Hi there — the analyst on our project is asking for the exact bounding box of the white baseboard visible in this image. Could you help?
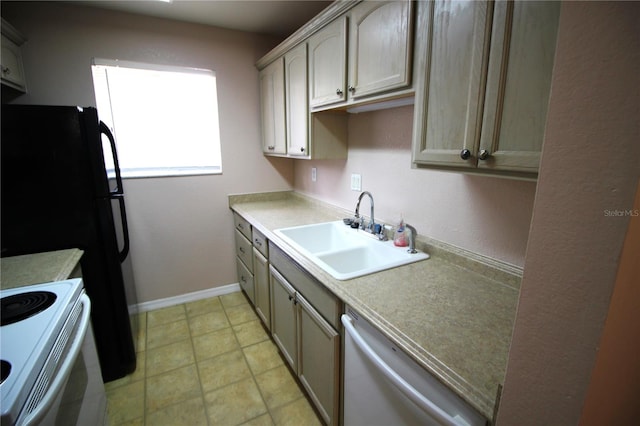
[135,283,241,313]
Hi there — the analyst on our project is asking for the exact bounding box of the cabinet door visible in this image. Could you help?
[253,248,271,331]
[285,44,309,157]
[297,293,340,425]
[348,0,413,99]
[1,34,26,92]
[269,265,297,371]
[259,58,286,155]
[478,0,560,173]
[412,1,492,167]
[308,17,347,108]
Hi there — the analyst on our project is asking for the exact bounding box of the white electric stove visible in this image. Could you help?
[0,278,105,426]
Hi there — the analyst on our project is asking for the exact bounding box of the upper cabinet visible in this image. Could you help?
[411,1,490,169]
[478,0,560,173]
[347,0,413,100]
[285,43,310,157]
[1,18,27,93]
[411,0,560,178]
[256,0,415,160]
[308,0,414,110]
[259,58,286,155]
[308,17,348,108]
[259,41,348,160]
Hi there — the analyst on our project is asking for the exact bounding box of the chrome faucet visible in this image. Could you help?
[404,223,418,253]
[355,191,375,233]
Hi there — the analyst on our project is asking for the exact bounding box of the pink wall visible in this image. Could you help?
[294,106,537,267]
[497,2,640,423]
[2,2,294,302]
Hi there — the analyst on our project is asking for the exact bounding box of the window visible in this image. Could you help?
[91,59,222,178]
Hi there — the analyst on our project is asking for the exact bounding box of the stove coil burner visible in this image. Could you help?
[1,291,57,326]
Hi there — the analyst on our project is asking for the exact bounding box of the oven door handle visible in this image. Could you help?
[22,294,92,426]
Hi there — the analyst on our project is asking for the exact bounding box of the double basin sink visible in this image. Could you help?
[274,221,429,280]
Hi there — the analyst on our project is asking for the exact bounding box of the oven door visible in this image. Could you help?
[18,294,107,426]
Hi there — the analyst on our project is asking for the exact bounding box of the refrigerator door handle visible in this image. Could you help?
[100,121,124,195]
[112,194,130,262]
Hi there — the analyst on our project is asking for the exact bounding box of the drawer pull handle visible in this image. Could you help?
[238,223,244,229]
[239,247,245,254]
[254,239,262,247]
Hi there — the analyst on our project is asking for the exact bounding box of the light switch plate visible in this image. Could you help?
[311,167,317,182]
[351,174,362,191]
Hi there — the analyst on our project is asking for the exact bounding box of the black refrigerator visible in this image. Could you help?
[1,104,137,382]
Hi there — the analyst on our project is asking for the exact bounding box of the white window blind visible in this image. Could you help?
[91,58,222,178]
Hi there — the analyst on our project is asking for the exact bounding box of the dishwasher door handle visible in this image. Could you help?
[341,314,469,426]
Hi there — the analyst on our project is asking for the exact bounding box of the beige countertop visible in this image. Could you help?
[1,249,84,290]
[229,191,520,421]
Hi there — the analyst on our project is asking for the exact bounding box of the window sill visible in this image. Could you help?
[110,167,222,180]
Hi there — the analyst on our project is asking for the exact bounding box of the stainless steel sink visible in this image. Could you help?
[274,221,429,280]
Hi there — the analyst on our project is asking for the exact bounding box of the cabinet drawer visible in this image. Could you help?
[269,242,342,330]
[234,213,252,239]
[236,258,254,303]
[252,228,269,258]
[235,229,254,271]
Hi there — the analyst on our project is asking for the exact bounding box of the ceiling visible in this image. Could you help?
[74,0,333,38]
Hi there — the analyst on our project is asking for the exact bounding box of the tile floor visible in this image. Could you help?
[105,291,323,426]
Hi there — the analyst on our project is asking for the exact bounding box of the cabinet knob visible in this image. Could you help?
[478,150,490,160]
[336,88,343,96]
[1,66,10,75]
[300,147,305,153]
[460,149,471,160]
[267,145,275,151]
[348,86,356,93]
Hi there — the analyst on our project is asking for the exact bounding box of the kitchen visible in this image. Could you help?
[0,1,638,425]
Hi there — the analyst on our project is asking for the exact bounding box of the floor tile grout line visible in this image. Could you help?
[222,293,277,426]
[185,300,211,426]
[222,292,317,426]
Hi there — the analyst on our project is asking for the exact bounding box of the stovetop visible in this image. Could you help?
[0,279,84,424]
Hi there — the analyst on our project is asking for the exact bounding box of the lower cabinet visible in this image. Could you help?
[269,262,340,425]
[232,213,341,425]
[297,293,340,426]
[270,266,298,368]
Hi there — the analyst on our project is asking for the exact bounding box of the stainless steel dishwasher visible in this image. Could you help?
[342,306,486,426]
